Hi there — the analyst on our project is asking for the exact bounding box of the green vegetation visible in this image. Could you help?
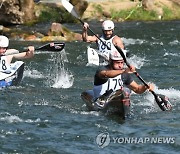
[111,7,158,21]
[91,3,180,21]
[90,4,103,18]
[35,4,77,23]
[37,6,61,22]
[33,2,180,24]
[93,4,103,14]
[162,7,173,20]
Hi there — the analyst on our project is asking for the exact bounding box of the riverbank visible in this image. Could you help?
[1,0,180,42]
[82,0,180,21]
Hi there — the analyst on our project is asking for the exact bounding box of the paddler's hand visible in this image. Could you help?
[83,22,89,31]
[26,46,35,58]
[146,83,154,92]
[125,65,136,73]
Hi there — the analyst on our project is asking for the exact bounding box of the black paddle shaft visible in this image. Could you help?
[2,42,65,56]
[35,42,65,51]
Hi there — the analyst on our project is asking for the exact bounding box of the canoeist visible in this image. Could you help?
[82,20,125,60]
[81,50,154,114]
[93,50,154,98]
[0,35,34,73]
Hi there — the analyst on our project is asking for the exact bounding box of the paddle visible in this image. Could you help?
[61,0,111,50]
[62,0,172,111]
[35,42,65,51]
[4,42,65,56]
[114,45,172,111]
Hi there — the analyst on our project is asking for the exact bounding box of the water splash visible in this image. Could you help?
[0,113,23,123]
[0,112,47,124]
[130,83,180,116]
[163,52,180,57]
[122,37,146,46]
[155,87,180,102]
[24,69,44,79]
[50,50,74,88]
[127,54,146,69]
[169,40,179,45]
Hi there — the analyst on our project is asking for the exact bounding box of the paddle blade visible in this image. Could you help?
[61,0,80,19]
[36,42,65,52]
[154,94,172,111]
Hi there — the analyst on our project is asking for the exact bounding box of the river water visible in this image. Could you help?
[0,20,180,153]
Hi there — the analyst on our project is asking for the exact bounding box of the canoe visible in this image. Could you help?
[87,47,108,66]
[87,47,129,66]
[0,61,24,88]
[81,89,131,119]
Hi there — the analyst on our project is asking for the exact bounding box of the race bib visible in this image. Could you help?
[107,75,124,91]
[0,56,10,73]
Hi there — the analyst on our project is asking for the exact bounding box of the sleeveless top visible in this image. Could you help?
[93,66,133,99]
[97,35,117,60]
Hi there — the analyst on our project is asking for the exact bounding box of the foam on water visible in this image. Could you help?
[127,54,146,69]
[169,39,180,45]
[155,87,180,103]
[24,69,44,79]
[0,114,23,123]
[132,84,180,114]
[163,52,180,57]
[122,37,147,46]
[0,112,48,124]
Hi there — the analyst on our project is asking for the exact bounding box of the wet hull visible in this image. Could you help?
[81,89,130,119]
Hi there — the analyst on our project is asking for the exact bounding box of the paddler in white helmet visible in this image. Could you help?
[82,20,125,60]
[0,35,34,73]
[93,50,154,101]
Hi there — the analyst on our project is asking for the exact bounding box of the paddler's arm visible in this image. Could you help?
[128,81,154,94]
[82,22,98,42]
[113,35,125,50]
[13,46,35,59]
[5,49,19,55]
[98,67,134,79]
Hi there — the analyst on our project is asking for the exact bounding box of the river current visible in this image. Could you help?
[0,20,180,153]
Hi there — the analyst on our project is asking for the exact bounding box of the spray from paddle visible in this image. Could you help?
[51,49,74,88]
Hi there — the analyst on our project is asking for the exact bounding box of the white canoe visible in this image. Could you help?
[87,47,129,66]
[0,61,24,88]
[87,47,109,66]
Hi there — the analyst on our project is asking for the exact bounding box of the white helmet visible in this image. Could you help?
[102,20,114,31]
[110,50,124,61]
[0,35,9,48]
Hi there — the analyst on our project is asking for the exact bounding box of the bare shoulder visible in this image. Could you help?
[113,35,123,44]
[113,35,123,41]
[113,35,124,49]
